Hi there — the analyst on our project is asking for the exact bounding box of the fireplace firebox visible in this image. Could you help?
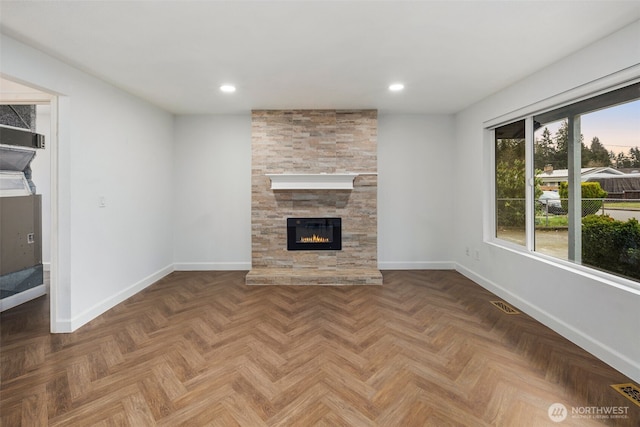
[287,218,341,251]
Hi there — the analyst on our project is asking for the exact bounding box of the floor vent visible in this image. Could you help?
[490,300,520,315]
[611,383,640,407]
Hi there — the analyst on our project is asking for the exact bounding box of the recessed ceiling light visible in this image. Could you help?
[389,83,405,92]
[220,84,236,93]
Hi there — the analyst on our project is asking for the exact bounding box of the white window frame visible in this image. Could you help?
[484,65,640,293]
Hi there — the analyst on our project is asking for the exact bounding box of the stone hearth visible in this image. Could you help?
[246,110,382,286]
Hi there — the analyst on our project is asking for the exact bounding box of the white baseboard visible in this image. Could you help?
[174,262,251,271]
[455,263,640,383]
[378,261,456,270]
[174,261,454,272]
[0,284,47,312]
[52,318,72,333]
[68,264,174,331]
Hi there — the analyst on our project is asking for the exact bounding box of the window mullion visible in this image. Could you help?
[567,115,582,264]
[525,116,535,252]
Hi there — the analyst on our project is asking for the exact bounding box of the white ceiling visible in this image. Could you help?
[1,1,639,115]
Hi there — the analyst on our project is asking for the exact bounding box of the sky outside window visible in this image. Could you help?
[536,99,640,163]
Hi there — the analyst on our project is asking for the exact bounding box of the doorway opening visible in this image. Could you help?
[0,77,57,331]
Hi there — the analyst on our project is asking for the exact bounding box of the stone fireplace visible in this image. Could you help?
[245,110,382,286]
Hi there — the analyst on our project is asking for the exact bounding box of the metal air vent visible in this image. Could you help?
[611,383,640,407]
[490,300,520,315]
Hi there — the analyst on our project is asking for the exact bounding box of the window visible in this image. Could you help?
[495,120,526,245]
[493,81,640,283]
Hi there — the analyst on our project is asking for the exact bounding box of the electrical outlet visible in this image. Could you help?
[474,249,480,260]
[465,247,470,256]
[99,196,106,208]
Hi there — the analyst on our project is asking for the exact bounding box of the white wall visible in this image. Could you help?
[171,113,457,271]
[173,115,251,270]
[1,35,175,331]
[453,21,640,382]
[378,114,455,269]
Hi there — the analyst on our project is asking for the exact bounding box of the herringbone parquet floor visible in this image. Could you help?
[1,270,638,426]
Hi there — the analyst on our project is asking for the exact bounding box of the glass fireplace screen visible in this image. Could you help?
[287,218,342,251]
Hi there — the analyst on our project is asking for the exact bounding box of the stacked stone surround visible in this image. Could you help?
[245,110,382,286]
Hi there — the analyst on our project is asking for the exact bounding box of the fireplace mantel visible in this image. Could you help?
[266,173,372,190]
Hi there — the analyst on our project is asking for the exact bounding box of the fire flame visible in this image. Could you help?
[299,234,330,243]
